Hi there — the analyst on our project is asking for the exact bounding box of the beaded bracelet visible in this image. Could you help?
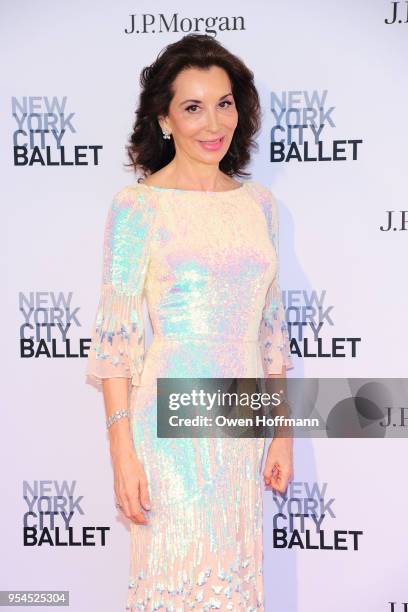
[106,409,130,430]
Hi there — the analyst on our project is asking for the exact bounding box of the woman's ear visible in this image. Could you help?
[157,116,168,133]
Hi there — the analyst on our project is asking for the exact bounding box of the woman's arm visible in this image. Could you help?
[85,189,157,524]
[102,378,151,524]
[102,378,133,456]
[263,365,294,494]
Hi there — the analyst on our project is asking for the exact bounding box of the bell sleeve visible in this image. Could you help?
[259,189,294,376]
[85,187,156,390]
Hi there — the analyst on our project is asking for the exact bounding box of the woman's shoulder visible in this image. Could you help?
[246,179,275,199]
[103,182,159,232]
[245,182,280,235]
[110,180,158,210]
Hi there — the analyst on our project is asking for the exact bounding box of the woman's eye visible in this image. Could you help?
[185,101,233,113]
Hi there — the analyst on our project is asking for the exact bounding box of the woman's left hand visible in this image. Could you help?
[263,437,293,493]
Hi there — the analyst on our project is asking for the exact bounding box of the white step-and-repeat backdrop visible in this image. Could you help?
[2,1,407,611]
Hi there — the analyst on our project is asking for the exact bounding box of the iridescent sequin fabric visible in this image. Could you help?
[85,180,294,610]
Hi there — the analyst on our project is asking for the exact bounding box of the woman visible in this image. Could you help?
[86,34,293,611]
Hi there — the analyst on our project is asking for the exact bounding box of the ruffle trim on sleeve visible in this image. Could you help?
[85,284,145,390]
[259,283,294,376]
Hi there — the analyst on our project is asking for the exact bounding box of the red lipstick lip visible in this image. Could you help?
[198,136,224,143]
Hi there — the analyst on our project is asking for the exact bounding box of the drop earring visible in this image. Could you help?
[162,129,171,140]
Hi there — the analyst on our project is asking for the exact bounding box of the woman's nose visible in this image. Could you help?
[205,109,220,132]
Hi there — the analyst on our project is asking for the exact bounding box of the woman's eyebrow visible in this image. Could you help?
[179,92,233,106]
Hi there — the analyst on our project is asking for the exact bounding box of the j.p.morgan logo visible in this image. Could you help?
[385,1,408,24]
[12,96,102,167]
[380,210,408,231]
[124,13,245,37]
[270,90,363,163]
[23,481,109,547]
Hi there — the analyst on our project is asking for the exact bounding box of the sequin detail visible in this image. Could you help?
[85,180,295,610]
[125,448,265,611]
[254,183,293,375]
[85,188,156,387]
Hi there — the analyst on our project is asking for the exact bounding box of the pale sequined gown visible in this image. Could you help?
[85,180,293,611]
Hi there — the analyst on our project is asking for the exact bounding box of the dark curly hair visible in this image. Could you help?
[125,34,261,179]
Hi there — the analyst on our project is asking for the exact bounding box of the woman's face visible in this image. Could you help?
[160,65,239,165]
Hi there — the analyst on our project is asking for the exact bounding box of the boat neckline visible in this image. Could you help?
[135,180,250,194]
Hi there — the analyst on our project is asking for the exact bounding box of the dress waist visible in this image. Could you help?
[131,334,262,386]
[151,333,259,343]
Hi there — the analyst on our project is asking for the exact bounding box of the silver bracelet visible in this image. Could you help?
[106,409,130,430]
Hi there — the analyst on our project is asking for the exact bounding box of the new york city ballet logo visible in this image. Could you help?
[23,481,109,547]
[284,289,361,362]
[272,481,363,551]
[269,90,363,163]
[12,96,102,167]
[19,291,88,360]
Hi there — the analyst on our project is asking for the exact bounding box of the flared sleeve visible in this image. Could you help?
[258,188,294,376]
[85,187,156,390]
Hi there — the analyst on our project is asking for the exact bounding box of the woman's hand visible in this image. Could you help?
[101,379,150,524]
[111,448,151,524]
[263,437,293,494]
